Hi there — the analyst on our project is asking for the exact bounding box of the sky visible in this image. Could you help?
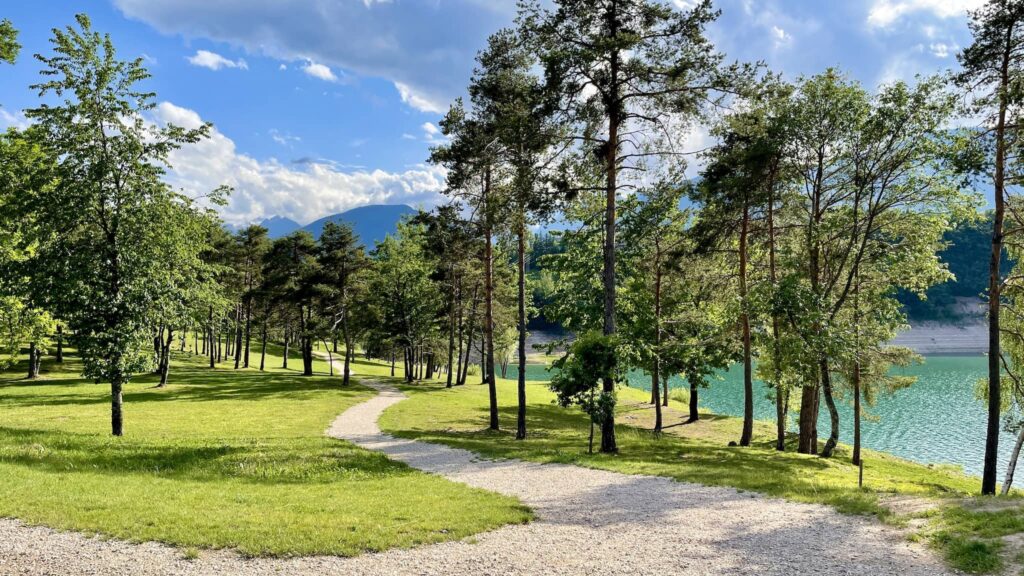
[0,0,984,227]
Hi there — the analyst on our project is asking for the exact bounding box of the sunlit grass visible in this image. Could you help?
[0,346,531,557]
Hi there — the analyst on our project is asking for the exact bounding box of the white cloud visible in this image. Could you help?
[867,0,983,28]
[395,82,446,114]
[771,25,791,48]
[302,61,338,82]
[269,129,300,147]
[929,42,954,58]
[0,109,29,130]
[151,102,445,226]
[420,121,447,144]
[112,0,510,114]
[279,63,287,71]
[186,49,248,71]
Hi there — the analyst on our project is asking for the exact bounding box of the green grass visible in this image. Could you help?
[0,345,531,557]
[377,371,1024,573]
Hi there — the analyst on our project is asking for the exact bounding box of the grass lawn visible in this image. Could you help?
[377,369,1024,574]
[0,345,531,557]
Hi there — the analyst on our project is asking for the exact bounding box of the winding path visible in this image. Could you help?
[0,379,954,575]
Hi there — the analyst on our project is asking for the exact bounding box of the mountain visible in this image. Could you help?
[258,216,301,238]
[300,204,418,247]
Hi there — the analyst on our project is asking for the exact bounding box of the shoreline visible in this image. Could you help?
[889,322,987,355]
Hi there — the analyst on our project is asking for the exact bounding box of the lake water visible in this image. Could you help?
[505,355,1004,477]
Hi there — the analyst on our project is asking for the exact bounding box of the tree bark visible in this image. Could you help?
[739,203,753,447]
[233,304,243,370]
[158,327,172,387]
[483,168,499,431]
[984,30,1013,495]
[259,318,268,371]
[820,359,841,457]
[653,264,663,434]
[1002,424,1024,495]
[516,219,528,440]
[111,374,124,436]
[27,342,40,379]
[600,3,621,454]
[798,385,818,454]
[687,377,699,423]
[55,325,64,363]
[447,271,458,388]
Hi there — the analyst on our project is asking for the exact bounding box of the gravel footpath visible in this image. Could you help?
[0,380,955,576]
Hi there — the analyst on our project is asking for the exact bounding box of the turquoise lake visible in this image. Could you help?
[505,355,1001,477]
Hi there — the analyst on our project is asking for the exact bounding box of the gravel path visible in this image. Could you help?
[0,380,956,576]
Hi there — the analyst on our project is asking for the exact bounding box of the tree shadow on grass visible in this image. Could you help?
[0,426,424,485]
[0,366,369,409]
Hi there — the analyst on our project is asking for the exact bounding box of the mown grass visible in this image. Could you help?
[0,345,531,557]
[377,370,1024,574]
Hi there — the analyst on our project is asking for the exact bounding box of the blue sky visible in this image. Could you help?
[0,0,982,226]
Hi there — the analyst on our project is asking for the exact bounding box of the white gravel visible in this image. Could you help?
[0,379,956,576]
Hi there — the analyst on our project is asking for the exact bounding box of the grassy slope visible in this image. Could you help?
[0,346,531,557]
[377,368,1024,574]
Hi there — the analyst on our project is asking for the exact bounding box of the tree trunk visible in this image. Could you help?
[158,327,172,387]
[111,374,124,437]
[1002,424,1024,495]
[282,323,289,369]
[984,38,1012,495]
[516,220,528,440]
[600,17,621,454]
[653,264,663,434]
[739,203,754,447]
[259,318,268,371]
[447,272,457,388]
[342,303,352,386]
[798,385,818,454]
[55,325,64,363]
[687,377,699,423]
[483,169,499,431]
[233,304,243,370]
[460,285,479,387]
[244,299,252,368]
[820,359,841,458]
[27,342,40,379]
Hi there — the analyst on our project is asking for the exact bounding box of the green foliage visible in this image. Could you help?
[18,15,215,432]
[0,19,19,65]
[550,332,619,434]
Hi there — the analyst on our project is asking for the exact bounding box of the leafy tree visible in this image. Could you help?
[957,0,1024,495]
[318,221,368,386]
[433,101,504,429]
[619,182,690,433]
[262,232,322,376]
[0,128,56,374]
[364,223,442,383]
[523,0,751,453]
[550,332,619,453]
[234,225,271,369]
[23,14,211,435]
[471,28,563,439]
[694,79,793,448]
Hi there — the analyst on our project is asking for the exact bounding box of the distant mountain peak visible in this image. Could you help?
[255,204,418,246]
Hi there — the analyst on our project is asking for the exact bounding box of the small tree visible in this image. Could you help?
[318,221,368,386]
[24,15,212,435]
[550,332,619,454]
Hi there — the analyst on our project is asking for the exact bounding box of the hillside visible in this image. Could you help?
[257,204,418,247]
